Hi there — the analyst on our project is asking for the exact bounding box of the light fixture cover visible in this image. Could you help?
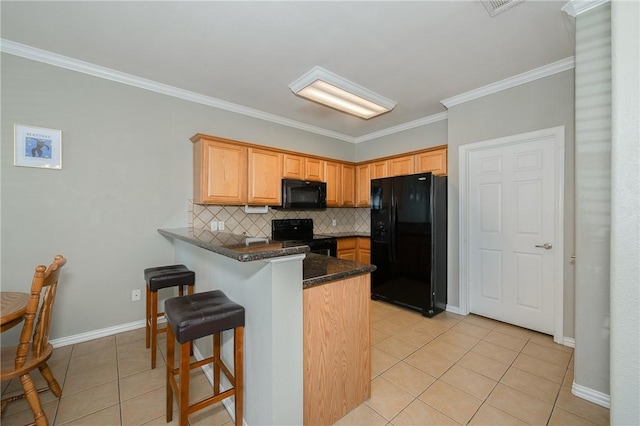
[289,66,396,119]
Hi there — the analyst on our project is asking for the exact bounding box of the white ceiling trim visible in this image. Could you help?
[354,112,448,144]
[0,39,356,143]
[561,0,609,17]
[441,56,576,108]
[1,38,574,145]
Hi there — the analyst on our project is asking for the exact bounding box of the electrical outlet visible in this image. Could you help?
[218,221,225,231]
[332,219,337,227]
[131,289,141,301]
[210,221,218,231]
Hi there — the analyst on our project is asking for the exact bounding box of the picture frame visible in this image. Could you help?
[14,124,62,170]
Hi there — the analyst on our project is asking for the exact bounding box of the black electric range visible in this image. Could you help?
[271,219,337,257]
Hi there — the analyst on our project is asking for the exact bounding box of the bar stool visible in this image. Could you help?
[144,265,195,369]
[165,290,244,426]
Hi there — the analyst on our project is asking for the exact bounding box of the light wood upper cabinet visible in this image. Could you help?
[305,158,325,182]
[282,154,304,180]
[341,164,356,207]
[370,160,388,179]
[415,148,447,176]
[388,155,414,177]
[247,148,282,205]
[192,136,247,205]
[356,163,371,207]
[324,161,341,207]
[283,154,324,181]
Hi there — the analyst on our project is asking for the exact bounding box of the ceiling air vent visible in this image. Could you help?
[481,0,524,17]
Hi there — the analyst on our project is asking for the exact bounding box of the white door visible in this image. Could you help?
[461,127,564,336]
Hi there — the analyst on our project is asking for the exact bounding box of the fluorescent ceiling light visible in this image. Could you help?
[289,67,396,120]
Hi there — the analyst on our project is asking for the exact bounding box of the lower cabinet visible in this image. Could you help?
[337,237,370,263]
[303,274,371,425]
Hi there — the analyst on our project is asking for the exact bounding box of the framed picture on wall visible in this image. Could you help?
[14,124,62,169]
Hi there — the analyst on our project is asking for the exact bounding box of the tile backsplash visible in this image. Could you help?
[189,201,370,237]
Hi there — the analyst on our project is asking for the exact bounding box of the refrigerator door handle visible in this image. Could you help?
[390,196,397,263]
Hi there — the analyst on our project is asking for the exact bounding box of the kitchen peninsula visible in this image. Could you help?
[158,227,376,426]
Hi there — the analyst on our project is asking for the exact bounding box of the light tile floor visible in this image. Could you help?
[1,300,610,426]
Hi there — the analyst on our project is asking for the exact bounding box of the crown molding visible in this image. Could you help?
[354,111,448,143]
[561,0,609,17]
[441,56,576,109]
[0,39,356,143]
[2,39,575,144]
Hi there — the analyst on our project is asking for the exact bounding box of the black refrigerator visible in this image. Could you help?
[370,172,447,317]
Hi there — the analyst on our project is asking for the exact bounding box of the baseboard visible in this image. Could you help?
[572,381,611,408]
[563,337,576,348]
[445,305,464,315]
[49,320,146,347]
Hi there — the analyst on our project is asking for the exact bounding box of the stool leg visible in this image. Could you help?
[179,342,190,426]
[235,326,244,426]
[145,285,151,349]
[188,285,195,356]
[213,333,221,396]
[150,290,158,369]
[166,326,175,423]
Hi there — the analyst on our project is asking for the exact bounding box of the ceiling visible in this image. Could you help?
[0,1,575,142]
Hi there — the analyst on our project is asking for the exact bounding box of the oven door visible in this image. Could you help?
[307,239,337,257]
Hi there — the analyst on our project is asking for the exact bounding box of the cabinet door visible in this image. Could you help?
[283,154,304,180]
[388,155,414,177]
[341,164,356,207]
[194,139,247,205]
[325,161,340,207]
[356,164,371,207]
[415,148,447,176]
[357,238,371,263]
[305,158,325,181]
[370,160,388,179]
[248,148,283,205]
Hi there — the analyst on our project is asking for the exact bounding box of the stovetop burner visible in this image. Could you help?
[271,219,337,257]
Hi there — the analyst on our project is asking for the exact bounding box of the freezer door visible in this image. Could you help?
[371,177,394,301]
[392,174,433,311]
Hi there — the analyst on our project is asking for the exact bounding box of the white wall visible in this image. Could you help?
[0,54,351,341]
[354,118,448,162]
[610,0,640,423]
[573,2,611,399]
[447,70,576,337]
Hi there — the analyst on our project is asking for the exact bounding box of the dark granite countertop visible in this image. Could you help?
[303,253,376,288]
[158,227,309,262]
[315,232,371,238]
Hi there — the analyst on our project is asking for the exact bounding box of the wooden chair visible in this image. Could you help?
[0,255,67,426]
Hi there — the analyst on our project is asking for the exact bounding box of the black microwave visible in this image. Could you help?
[276,179,327,210]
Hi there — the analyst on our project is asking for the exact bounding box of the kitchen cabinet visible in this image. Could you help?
[324,161,340,207]
[304,273,370,425]
[337,237,370,263]
[283,154,324,181]
[337,238,357,261]
[304,157,325,182]
[357,238,370,264]
[356,163,371,207]
[370,160,388,179]
[388,155,414,177]
[247,148,282,205]
[192,135,247,205]
[282,154,304,180]
[341,164,356,207]
[415,148,447,176]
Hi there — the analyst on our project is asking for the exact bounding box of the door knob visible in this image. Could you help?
[535,243,552,250]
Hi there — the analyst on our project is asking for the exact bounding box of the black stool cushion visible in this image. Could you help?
[164,290,245,344]
[144,265,195,292]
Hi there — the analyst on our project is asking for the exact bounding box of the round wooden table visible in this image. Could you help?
[1,292,30,332]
